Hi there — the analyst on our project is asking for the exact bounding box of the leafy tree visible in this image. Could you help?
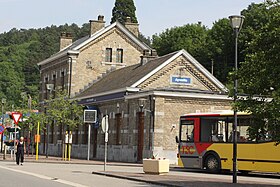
[236,0,280,142]
[152,23,209,68]
[47,90,83,131]
[205,18,235,83]
[111,0,138,24]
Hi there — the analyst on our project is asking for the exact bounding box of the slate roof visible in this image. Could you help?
[38,22,152,66]
[76,52,177,98]
[76,49,228,99]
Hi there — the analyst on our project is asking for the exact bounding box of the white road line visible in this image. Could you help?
[0,165,89,187]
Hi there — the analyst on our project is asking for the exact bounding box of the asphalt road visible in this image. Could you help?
[0,162,160,187]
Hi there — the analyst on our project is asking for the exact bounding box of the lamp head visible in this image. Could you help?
[229,15,245,32]
[46,83,54,91]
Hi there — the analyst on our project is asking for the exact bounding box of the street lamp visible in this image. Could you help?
[45,83,54,158]
[229,15,245,184]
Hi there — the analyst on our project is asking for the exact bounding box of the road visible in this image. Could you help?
[0,162,160,187]
[0,160,279,187]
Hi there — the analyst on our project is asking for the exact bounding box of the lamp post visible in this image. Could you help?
[46,83,54,158]
[229,15,244,184]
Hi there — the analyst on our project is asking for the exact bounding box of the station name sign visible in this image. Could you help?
[170,75,192,85]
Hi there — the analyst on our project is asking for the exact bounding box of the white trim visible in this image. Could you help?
[75,87,139,100]
[181,49,227,92]
[131,52,181,87]
[37,22,151,66]
[124,90,232,101]
[74,22,150,51]
[131,50,228,93]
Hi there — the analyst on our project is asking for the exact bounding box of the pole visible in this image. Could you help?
[233,28,238,184]
[46,124,49,158]
[14,122,16,160]
[87,124,91,160]
[104,118,108,172]
[1,102,4,152]
[68,143,71,161]
[36,121,40,160]
[104,141,107,172]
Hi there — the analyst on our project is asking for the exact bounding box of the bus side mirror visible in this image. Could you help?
[175,136,179,143]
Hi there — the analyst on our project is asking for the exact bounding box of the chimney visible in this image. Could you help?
[141,49,158,65]
[124,17,139,37]
[89,15,105,36]
[60,32,73,50]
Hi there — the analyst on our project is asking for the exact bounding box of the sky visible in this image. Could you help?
[0,0,265,37]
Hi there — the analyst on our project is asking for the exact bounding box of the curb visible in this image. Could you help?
[91,171,182,187]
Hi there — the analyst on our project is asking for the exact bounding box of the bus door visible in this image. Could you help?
[178,117,201,168]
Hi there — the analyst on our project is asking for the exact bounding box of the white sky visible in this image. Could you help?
[0,0,264,37]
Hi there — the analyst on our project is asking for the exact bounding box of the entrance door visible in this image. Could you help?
[137,112,144,161]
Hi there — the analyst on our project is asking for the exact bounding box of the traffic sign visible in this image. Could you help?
[12,112,22,124]
[84,110,97,123]
[0,125,4,134]
[101,115,109,133]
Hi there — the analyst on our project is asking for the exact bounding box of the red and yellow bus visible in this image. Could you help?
[176,110,280,173]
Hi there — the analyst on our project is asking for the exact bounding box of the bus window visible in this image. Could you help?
[200,117,227,142]
[180,120,194,142]
[227,117,251,142]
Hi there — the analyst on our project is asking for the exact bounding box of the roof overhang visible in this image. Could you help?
[125,90,232,101]
[37,50,79,66]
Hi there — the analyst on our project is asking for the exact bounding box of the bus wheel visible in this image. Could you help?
[205,155,220,173]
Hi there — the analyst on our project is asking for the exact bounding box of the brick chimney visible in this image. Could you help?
[124,17,139,37]
[141,49,158,65]
[89,15,105,36]
[60,32,73,50]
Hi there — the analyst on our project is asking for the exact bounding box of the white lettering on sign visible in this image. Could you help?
[170,75,192,85]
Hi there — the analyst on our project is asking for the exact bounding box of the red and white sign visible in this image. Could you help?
[12,112,22,125]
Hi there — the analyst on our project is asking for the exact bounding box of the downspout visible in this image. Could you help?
[67,55,73,98]
[149,95,155,157]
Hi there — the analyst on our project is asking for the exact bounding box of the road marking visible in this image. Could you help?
[0,165,88,187]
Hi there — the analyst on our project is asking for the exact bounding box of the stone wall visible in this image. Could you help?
[72,28,142,95]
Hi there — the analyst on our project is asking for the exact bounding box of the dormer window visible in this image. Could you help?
[105,48,112,62]
[116,48,123,63]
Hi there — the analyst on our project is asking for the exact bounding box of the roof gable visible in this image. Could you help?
[132,50,228,92]
[75,50,228,99]
[38,21,151,66]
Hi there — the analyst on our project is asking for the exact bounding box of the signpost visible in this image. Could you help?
[11,112,22,159]
[11,112,22,125]
[0,125,4,134]
[101,115,109,172]
[84,110,97,123]
[83,109,97,161]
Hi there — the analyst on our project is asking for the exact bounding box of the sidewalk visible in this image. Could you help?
[1,153,279,187]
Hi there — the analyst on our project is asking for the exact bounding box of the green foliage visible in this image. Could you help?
[0,23,89,109]
[236,0,280,142]
[47,90,83,130]
[205,18,235,83]
[152,23,208,57]
[111,0,138,24]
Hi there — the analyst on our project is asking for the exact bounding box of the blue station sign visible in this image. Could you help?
[170,76,192,85]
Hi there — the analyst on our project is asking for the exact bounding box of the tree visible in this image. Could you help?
[152,23,209,69]
[111,0,138,24]
[47,90,83,131]
[236,0,280,142]
[205,18,235,83]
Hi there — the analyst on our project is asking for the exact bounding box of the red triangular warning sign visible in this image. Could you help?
[12,112,22,125]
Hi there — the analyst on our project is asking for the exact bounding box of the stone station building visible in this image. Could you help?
[38,16,232,164]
